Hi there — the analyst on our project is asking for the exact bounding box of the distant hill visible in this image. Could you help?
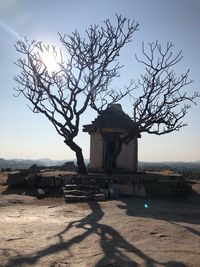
[0,158,199,173]
[138,161,200,178]
[138,161,200,171]
[0,158,68,170]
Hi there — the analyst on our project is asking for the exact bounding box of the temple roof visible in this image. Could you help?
[83,104,134,132]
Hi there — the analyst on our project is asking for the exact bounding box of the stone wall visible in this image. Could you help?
[89,128,138,173]
[117,137,137,173]
[89,129,104,169]
[6,171,191,198]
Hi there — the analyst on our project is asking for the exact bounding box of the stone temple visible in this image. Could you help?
[83,104,140,174]
[6,104,191,200]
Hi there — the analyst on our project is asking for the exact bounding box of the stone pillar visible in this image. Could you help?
[89,129,104,170]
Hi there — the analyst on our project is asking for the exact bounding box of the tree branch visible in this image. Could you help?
[133,41,199,136]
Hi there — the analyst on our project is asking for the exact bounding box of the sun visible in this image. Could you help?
[40,49,60,73]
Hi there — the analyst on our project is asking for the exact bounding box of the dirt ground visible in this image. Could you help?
[0,173,200,267]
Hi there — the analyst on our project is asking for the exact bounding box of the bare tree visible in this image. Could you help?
[14,15,139,173]
[132,41,199,137]
[14,14,199,174]
[101,41,199,174]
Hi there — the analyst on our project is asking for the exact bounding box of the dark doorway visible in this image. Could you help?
[103,133,120,173]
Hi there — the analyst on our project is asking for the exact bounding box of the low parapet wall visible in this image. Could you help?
[6,171,191,198]
[70,173,190,197]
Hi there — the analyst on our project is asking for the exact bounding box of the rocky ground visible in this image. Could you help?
[0,172,200,267]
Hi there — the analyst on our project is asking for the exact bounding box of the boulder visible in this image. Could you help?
[37,188,45,198]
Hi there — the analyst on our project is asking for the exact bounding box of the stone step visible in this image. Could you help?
[92,193,106,201]
[63,184,100,190]
[64,195,89,202]
[71,177,109,185]
[63,189,94,196]
[64,191,107,202]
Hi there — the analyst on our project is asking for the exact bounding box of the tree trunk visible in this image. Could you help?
[75,148,87,174]
[64,140,87,174]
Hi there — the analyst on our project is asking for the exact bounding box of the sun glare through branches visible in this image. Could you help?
[40,48,61,73]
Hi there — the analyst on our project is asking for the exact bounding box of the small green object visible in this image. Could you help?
[144,203,148,208]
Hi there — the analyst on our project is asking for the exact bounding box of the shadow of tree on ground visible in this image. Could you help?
[3,199,189,267]
[117,192,200,245]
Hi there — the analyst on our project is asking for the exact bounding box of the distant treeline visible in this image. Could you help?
[0,158,68,170]
[139,161,200,179]
[0,158,88,170]
[1,158,200,178]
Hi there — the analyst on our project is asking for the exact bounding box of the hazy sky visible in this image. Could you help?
[0,0,199,162]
